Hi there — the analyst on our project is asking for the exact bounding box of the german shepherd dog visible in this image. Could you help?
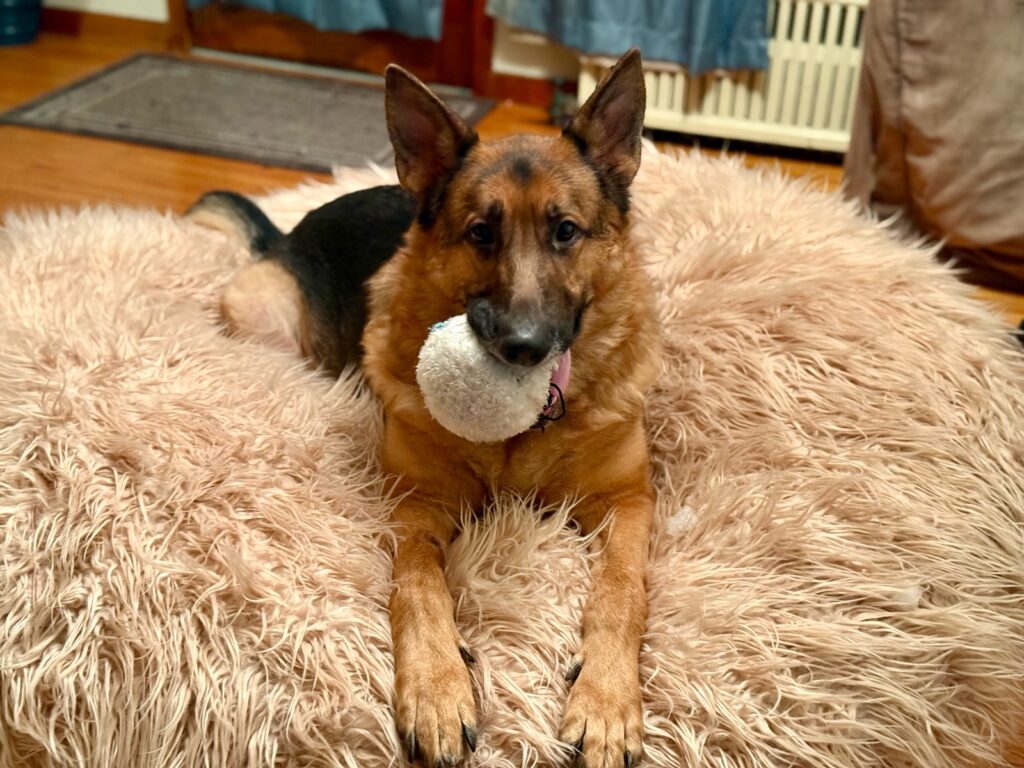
[188,49,659,768]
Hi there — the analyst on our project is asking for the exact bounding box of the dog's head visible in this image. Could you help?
[385,50,646,368]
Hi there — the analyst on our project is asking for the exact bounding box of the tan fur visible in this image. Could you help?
[221,259,306,355]
[1,150,1023,768]
[186,205,249,240]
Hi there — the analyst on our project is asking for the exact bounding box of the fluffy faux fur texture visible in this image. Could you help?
[1,149,1022,768]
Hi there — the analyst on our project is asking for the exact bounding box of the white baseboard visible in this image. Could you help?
[43,0,169,23]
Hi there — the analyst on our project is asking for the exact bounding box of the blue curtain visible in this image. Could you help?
[187,0,444,41]
[486,0,768,74]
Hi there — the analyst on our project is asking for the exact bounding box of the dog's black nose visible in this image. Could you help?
[467,298,555,368]
[494,327,554,368]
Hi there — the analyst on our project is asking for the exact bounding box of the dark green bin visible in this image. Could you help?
[0,0,42,45]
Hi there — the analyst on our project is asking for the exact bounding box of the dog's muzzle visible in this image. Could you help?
[467,299,557,369]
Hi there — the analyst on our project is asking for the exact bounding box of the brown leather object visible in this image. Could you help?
[843,0,1024,286]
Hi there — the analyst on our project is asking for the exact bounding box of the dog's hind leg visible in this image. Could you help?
[221,260,305,356]
[187,191,306,357]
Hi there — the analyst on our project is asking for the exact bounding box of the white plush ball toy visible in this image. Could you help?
[415,314,571,443]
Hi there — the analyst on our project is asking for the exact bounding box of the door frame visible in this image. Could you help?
[166,0,556,107]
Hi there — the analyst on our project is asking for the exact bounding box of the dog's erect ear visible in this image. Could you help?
[385,65,477,200]
[564,48,646,192]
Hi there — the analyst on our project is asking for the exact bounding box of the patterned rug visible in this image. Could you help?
[1,54,494,172]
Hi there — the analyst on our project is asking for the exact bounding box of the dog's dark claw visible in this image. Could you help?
[404,732,418,764]
[569,738,586,768]
[565,658,583,684]
[459,645,476,666]
[462,723,478,752]
[434,756,458,768]
[563,732,585,763]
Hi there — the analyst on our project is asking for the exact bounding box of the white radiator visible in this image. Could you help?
[577,0,868,152]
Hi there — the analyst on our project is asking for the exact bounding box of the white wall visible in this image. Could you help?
[43,0,169,23]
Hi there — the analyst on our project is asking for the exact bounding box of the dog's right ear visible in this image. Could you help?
[563,48,646,202]
[385,65,477,200]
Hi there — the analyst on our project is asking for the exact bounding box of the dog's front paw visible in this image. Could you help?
[395,644,478,766]
[559,656,643,768]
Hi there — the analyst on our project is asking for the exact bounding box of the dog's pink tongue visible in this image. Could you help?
[540,349,571,421]
[550,349,571,393]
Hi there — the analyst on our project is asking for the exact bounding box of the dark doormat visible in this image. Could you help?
[1,53,496,173]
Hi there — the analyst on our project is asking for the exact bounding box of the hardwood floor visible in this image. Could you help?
[0,13,1020,328]
[975,286,1024,327]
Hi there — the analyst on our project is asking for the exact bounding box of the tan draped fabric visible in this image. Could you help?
[844,0,1024,286]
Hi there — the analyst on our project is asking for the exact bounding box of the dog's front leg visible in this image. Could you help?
[390,491,479,766]
[560,483,653,768]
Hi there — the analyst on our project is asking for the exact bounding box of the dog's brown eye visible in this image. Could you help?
[555,220,579,244]
[468,223,494,246]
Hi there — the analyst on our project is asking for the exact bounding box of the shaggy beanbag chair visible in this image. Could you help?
[1,150,1023,768]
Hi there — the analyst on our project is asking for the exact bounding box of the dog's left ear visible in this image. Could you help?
[564,48,646,190]
[385,65,477,200]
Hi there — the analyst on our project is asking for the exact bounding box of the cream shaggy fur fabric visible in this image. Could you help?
[1,149,1022,768]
